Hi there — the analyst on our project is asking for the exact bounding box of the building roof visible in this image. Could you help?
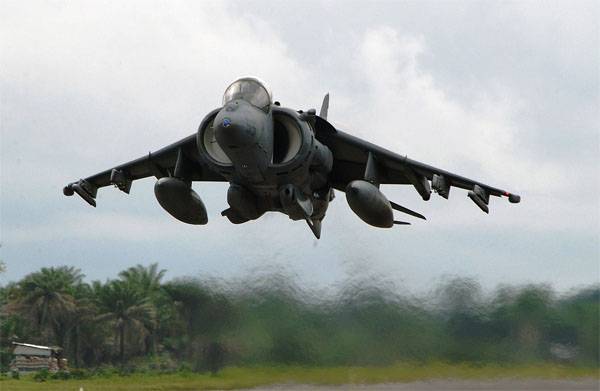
[12,342,62,356]
[13,342,58,350]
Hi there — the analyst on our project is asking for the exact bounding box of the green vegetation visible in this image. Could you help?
[1,363,598,390]
[1,263,598,384]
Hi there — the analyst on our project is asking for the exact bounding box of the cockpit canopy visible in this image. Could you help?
[222,77,272,111]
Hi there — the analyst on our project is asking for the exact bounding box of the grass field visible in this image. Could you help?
[1,363,598,391]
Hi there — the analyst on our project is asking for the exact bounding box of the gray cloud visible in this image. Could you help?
[1,0,598,291]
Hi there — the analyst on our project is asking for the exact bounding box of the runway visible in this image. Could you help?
[245,378,599,390]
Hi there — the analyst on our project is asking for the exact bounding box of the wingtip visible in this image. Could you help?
[63,185,74,196]
[67,180,97,207]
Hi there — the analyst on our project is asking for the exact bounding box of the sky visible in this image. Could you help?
[1,0,598,294]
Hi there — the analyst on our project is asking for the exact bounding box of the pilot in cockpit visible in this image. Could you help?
[222,77,272,112]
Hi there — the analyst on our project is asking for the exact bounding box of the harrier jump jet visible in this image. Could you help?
[64,77,521,238]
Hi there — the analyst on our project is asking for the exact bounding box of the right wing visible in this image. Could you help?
[63,133,226,206]
[313,117,520,214]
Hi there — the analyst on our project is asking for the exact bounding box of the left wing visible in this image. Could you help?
[63,133,226,206]
[314,117,520,213]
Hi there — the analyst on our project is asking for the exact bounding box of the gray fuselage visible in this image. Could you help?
[196,101,334,226]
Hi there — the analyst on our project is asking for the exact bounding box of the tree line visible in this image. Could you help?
[0,264,598,373]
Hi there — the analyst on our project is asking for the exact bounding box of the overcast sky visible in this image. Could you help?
[1,0,598,293]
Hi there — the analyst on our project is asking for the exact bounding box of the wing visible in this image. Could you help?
[314,117,520,213]
[63,133,225,206]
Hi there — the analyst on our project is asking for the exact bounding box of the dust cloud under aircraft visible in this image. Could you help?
[64,77,521,239]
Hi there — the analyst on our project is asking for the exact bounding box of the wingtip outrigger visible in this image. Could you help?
[63,179,97,207]
[507,193,521,203]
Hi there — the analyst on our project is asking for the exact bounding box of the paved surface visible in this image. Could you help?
[244,378,599,390]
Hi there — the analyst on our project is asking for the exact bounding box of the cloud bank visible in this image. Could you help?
[1,1,598,292]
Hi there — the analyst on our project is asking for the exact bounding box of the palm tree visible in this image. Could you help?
[94,280,156,366]
[163,279,233,371]
[0,245,5,274]
[64,283,98,367]
[119,263,166,297]
[162,279,212,338]
[11,266,83,345]
[119,263,166,354]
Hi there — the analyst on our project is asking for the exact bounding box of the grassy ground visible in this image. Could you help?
[1,363,598,391]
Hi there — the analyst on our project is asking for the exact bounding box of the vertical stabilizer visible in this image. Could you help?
[319,93,329,120]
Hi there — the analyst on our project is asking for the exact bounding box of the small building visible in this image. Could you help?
[10,342,66,372]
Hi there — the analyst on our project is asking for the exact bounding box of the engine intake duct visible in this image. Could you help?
[272,113,303,164]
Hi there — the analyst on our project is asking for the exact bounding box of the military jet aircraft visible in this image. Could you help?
[64,77,520,239]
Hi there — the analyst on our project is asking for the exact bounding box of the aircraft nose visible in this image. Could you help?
[214,102,258,148]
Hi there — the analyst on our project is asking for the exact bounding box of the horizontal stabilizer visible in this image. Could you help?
[390,201,426,220]
[393,220,411,225]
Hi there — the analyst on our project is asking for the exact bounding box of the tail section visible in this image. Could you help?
[319,93,329,120]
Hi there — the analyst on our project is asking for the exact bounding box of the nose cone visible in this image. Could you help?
[214,100,259,148]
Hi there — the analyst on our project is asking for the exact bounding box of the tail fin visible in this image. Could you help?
[319,93,329,120]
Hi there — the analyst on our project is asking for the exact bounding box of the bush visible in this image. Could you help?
[118,364,137,376]
[33,369,49,382]
[205,342,225,375]
[0,350,13,373]
[69,368,91,379]
[94,366,120,378]
[50,370,71,380]
[10,370,19,380]
[177,362,192,374]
